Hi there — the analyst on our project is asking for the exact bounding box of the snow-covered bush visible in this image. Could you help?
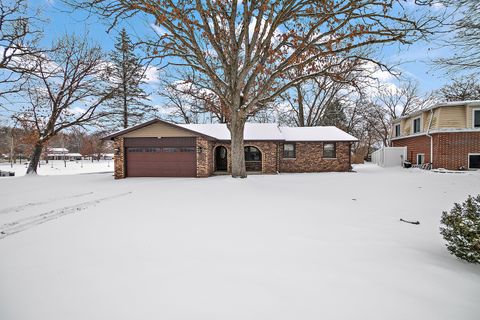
[440,195,480,263]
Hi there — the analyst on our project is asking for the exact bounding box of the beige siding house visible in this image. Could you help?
[390,100,480,170]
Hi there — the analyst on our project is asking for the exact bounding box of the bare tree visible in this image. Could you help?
[360,80,434,147]
[374,79,432,120]
[80,132,108,161]
[430,0,480,72]
[437,75,480,101]
[157,76,223,124]
[0,0,43,100]
[343,98,380,162]
[13,35,116,174]
[278,73,356,127]
[69,0,440,177]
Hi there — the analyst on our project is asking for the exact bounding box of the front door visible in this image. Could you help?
[215,146,228,171]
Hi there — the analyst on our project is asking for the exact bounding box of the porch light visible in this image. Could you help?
[114,147,120,156]
[197,146,203,153]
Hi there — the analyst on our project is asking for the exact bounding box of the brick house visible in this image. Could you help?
[103,119,358,178]
[390,100,480,170]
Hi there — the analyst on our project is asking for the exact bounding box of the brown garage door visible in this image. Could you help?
[125,137,196,177]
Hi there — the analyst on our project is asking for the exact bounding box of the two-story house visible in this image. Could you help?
[390,100,480,170]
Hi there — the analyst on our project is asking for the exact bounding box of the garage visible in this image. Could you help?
[125,137,196,177]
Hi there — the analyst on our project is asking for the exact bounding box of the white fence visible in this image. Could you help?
[371,147,407,167]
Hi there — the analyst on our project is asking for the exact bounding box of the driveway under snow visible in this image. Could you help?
[0,164,479,320]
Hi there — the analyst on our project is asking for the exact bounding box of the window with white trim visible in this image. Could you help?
[412,117,421,134]
[473,109,480,128]
[394,124,401,137]
[323,143,336,158]
[283,143,296,159]
[417,153,425,165]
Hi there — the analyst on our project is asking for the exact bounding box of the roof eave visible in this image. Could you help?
[393,100,480,123]
[101,118,218,141]
[284,139,358,142]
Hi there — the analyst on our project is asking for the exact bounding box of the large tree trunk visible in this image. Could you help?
[26,142,44,175]
[229,112,247,178]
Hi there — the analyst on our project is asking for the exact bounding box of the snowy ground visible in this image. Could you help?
[0,159,114,176]
[0,164,479,320]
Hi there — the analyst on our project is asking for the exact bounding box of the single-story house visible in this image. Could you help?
[103,119,358,178]
[46,148,83,161]
[46,147,69,160]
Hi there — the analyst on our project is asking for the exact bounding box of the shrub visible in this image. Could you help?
[440,195,480,263]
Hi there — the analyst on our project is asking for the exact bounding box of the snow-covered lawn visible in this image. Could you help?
[0,159,113,177]
[0,164,479,320]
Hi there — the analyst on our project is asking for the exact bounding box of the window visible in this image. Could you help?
[417,153,425,165]
[323,143,336,158]
[244,146,261,161]
[469,154,480,169]
[394,124,401,137]
[413,117,421,134]
[244,146,262,171]
[473,109,480,128]
[283,143,296,158]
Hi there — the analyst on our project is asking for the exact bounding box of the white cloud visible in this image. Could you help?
[150,23,169,36]
[358,61,399,98]
[144,66,160,84]
[68,106,86,116]
[404,0,445,10]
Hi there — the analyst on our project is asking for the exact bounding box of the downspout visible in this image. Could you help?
[426,109,435,168]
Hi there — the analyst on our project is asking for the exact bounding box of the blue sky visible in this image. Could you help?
[30,0,461,110]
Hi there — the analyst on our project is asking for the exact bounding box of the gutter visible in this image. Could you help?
[426,109,435,167]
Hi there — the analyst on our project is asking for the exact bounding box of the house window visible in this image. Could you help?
[244,146,261,161]
[474,109,480,128]
[394,124,401,137]
[413,117,421,134]
[244,146,262,171]
[283,143,296,158]
[469,154,480,169]
[417,153,425,165]
[323,143,336,158]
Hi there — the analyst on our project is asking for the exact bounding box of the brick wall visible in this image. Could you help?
[113,137,354,178]
[433,132,480,170]
[279,141,351,172]
[247,141,278,174]
[391,135,431,164]
[211,141,279,174]
[196,137,213,177]
[391,132,480,169]
[113,137,125,179]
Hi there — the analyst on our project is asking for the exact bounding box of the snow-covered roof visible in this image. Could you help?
[178,123,285,140]
[104,119,358,142]
[47,148,68,153]
[279,126,359,142]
